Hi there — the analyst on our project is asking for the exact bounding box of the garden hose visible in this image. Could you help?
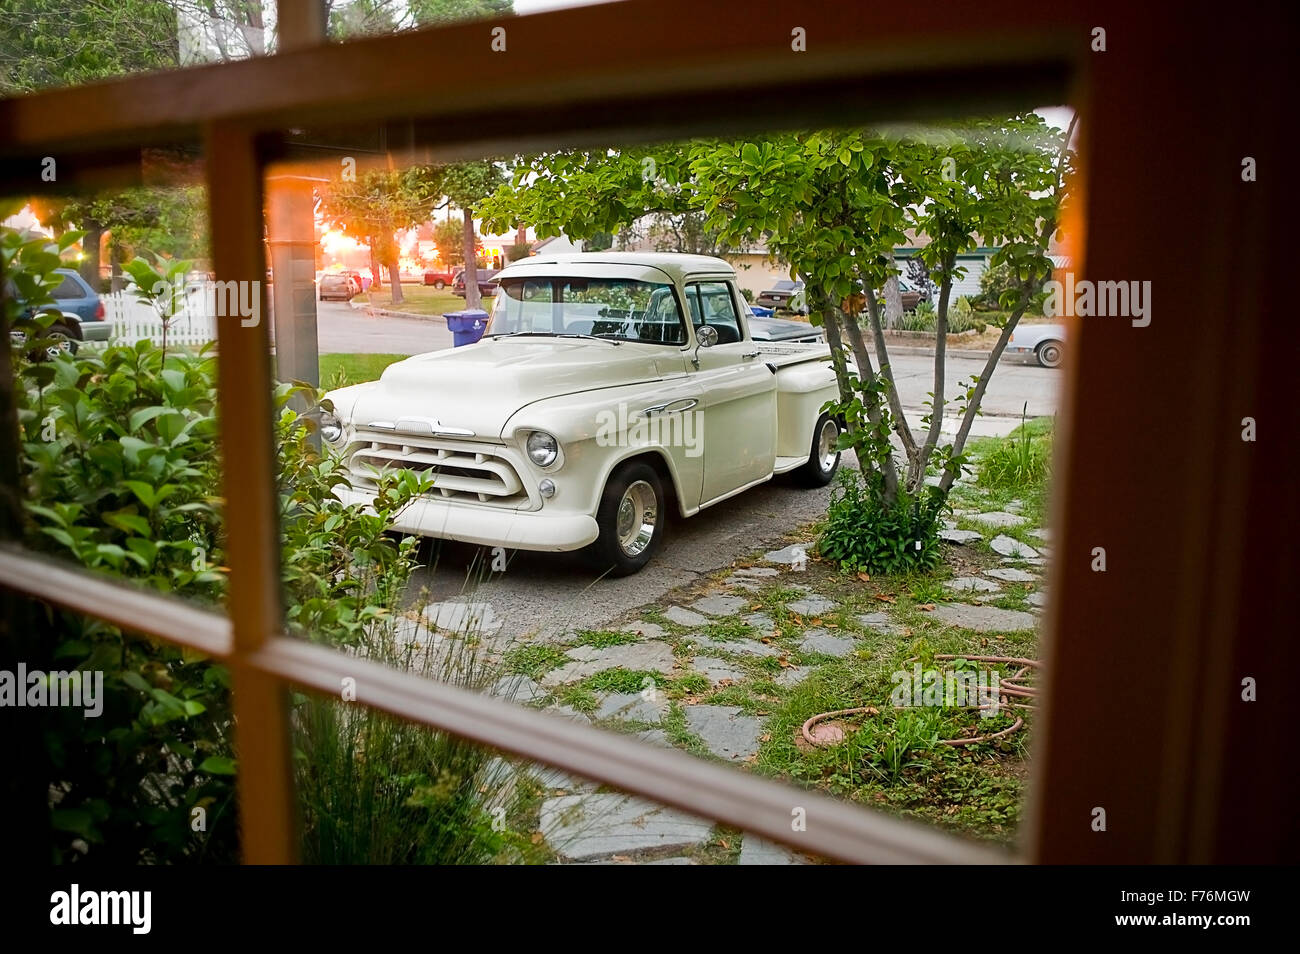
[800,655,1041,748]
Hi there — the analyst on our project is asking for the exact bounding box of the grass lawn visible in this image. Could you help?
[319,352,406,389]
[354,284,466,317]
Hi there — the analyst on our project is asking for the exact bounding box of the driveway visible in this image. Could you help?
[406,470,844,642]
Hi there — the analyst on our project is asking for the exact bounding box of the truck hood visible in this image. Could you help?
[342,337,684,439]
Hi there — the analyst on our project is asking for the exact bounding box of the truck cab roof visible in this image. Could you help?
[496,252,735,287]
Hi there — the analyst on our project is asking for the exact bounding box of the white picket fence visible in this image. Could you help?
[103,289,219,348]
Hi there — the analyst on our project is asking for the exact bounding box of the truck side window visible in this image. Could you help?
[687,281,742,344]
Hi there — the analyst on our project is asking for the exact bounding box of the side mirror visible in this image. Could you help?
[692,324,719,367]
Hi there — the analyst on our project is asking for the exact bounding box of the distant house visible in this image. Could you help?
[894,232,1070,300]
[531,234,584,256]
[615,217,788,296]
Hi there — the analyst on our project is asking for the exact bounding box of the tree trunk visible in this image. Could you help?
[912,260,956,491]
[882,263,904,330]
[79,225,102,289]
[462,208,481,311]
[368,245,381,290]
[810,273,900,502]
[863,285,918,471]
[386,250,403,305]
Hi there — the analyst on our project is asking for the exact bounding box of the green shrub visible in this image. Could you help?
[295,624,536,865]
[5,226,513,863]
[978,405,1051,491]
[901,301,935,331]
[817,468,945,575]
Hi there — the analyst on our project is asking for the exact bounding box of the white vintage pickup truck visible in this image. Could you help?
[321,253,842,574]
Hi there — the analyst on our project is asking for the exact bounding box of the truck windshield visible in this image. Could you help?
[487,278,687,345]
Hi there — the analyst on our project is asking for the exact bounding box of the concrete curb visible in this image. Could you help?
[353,302,450,323]
[874,344,993,360]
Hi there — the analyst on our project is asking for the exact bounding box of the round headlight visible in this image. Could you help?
[526,430,559,467]
[320,410,343,444]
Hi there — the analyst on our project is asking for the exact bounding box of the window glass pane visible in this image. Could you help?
[692,281,741,342]
[2,161,231,615]
[2,599,239,863]
[263,103,1072,855]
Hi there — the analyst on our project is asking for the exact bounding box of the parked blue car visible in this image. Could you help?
[7,266,109,355]
[48,268,111,343]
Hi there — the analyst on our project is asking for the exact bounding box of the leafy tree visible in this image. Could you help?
[431,217,470,269]
[317,167,437,304]
[0,0,178,94]
[427,161,504,309]
[479,116,1075,513]
[326,0,512,38]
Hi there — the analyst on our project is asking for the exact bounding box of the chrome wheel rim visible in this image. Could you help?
[616,480,657,557]
[1040,344,1061,367]
[817,418,839,472]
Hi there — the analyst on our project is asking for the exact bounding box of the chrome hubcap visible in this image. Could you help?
[817,419,839,471]
[616,480,657,557]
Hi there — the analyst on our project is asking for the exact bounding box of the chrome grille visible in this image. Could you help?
[347,430,530,507]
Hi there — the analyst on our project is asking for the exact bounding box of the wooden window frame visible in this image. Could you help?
[1,0,1292,864]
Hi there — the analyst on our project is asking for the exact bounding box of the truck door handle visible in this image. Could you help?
[741,350,761,359]
[641,398,699,416]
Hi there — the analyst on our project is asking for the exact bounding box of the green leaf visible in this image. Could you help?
[199,756,237,775]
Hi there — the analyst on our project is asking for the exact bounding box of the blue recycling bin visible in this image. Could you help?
[445,309,489,347]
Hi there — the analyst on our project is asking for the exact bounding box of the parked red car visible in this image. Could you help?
[422,269,454,289]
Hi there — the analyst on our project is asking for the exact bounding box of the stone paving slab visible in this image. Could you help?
[691,656,747,687]
[945,576,1001,593]
[593,691,669,723]
[969,511,1027,528]
[422,601,504,635]
[930,603,1038,632]
[984,566,1038,583]
[787,595,838,617]
[764,544,810,566]
[695,635,780,658]
[664,605,709,627]
[684,705,764,760]
[540,794,714,861]
[738,836,809,865]
[939,528,984,544]
[857,612,906,636]
[489,675,546,703]
[540,640,677,687]
[619,621,667,640]
[799,630,857,657]
[690,594,750,617]
[990,534,1039,558]
[775,667,812,688]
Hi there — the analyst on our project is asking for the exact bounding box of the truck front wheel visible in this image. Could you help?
[590,461,665,576]
[793,413,841,487]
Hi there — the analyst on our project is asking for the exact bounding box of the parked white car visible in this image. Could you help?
[1004,322,1066,368]
[322,253,843,574]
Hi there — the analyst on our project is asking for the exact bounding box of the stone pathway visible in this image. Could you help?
[497,510,1051,863]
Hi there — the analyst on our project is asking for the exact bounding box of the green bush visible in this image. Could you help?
[295,624,537,865]
[977,406,1052,491]
[817,468,945,575]
[6,227,515,863]
[901,300,935,331]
